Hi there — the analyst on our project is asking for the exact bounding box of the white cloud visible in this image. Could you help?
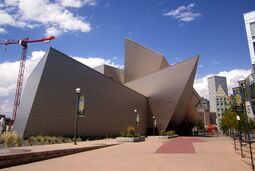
[0,99,12,115]
[73,56,123,68]
[0,51,45,115]
[198,64,203,68]
[164,3,201,22]
[194,69,251,99]
[59,0,96,8]
[0,0,93,36]
[104,3,111,8]
[0,27,7,33]
[45,27,63,37]
[4,0,19,6]
[0,50,121,115]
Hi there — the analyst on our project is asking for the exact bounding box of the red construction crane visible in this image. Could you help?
[0,36,55,126]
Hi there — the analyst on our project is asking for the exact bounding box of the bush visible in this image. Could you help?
[16,136,22,147]
[77,137,82,142]
[127,126,135,136]
[0,135,4,144]
[120,126,140,137]
[1,131,22,148]
[160,130,166,136]
[43,136,50,144]
[36,135,44,145]
[28,136,36,146]
[160,130,175,136]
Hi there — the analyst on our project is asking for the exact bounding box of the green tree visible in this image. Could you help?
[196,119,205,130]
[220,102,255,133]
[220,109,238,133]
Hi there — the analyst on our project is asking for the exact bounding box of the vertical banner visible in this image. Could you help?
[78,95,85,117]
[232,87,244,111]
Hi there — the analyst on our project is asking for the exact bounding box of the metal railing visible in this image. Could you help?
[233,131,255,171]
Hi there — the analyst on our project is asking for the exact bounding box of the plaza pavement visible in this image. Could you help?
[2,136,251,171]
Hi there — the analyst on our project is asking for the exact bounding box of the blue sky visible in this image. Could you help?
[0,0,255,76]
[0,0,255,115]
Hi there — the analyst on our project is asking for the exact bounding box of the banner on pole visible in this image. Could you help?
[78,95,85,117]
[232,87,244,111]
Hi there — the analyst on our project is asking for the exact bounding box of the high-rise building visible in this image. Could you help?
[244,11,255,74]
[244,11,255,119]
[207,76,228,128]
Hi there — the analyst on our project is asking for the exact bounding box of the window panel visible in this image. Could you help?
[251,22,255,37]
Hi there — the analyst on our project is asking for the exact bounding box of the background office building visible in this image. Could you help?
[244,11,255,74]
[244,11,255,118]
[207,76,228,127]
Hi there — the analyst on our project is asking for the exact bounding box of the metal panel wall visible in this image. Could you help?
[18,48,148,138]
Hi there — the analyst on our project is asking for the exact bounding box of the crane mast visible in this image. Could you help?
[0,36,55,126]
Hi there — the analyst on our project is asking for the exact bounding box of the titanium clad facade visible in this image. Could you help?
[124,38,169,83]
[14,38,201,138]
[94,65,124,83]
[125,56,198,131]
[14,48,148,138]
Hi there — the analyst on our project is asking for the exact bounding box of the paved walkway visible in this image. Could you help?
[2,136,251,171]
[155,137,205,153]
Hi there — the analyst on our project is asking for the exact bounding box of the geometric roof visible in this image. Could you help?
[124,38,169,83]
[125,56,199,131]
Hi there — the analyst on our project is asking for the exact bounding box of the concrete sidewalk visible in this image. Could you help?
[0,139,118,168]
[2,136,251,171]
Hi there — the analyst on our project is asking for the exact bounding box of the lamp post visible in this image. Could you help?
[74,88,81,145]
[152,115,155,135]
[152,115,157,135]
[236,115,244,158]
[134,109,140,133]
[238,80,254,170]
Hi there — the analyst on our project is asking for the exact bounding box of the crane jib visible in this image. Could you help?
[0,36,55,126]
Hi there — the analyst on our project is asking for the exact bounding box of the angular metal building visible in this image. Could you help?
[14,38,200,138]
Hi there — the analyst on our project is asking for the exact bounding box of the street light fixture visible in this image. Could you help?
[152,115,157,135]
[236,115,244,158]
[74,88,81,145]
[134,109,140,133]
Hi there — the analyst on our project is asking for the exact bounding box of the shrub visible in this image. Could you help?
[36,135,44,145]
[47,136,53,144]
[1,131,22,148]
[16,136,22,147]
[120,131,126,137]
[0,135,4,144]
[43,136,50,144]
[28,136,36,146]
[120,126,140,137]
[160,130,166,136]
[77,137,82,142]
[165,130,175,136]
[127,126,135,137]
[54,137,62,144]
[160,130,175,136]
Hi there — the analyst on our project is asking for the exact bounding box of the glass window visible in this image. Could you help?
[253,42,255,55]
[251,22,255,37]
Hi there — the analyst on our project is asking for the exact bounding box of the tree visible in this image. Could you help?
[220,103,255,133]
[220,109,238,133]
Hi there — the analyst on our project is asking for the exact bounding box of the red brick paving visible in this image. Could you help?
[155,137,205,153]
